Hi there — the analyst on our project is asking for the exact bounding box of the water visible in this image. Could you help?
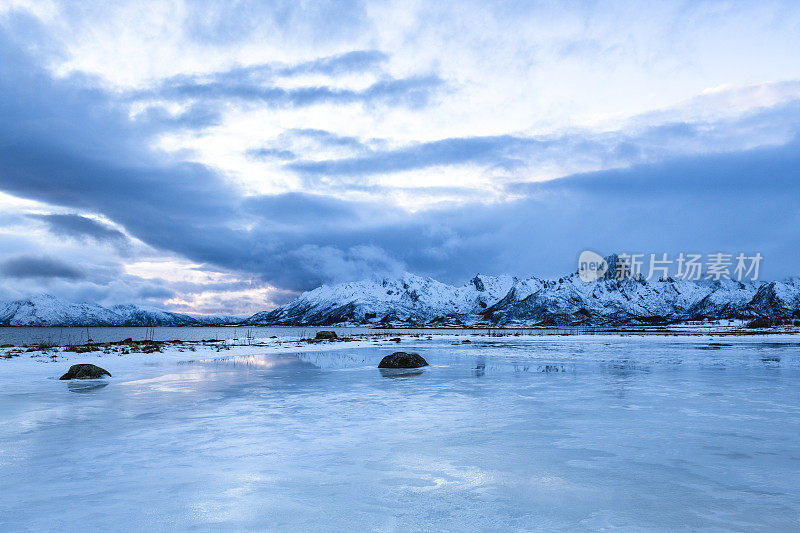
[0,326,357,346]
[0,325,706,346]
[2,338,799,531]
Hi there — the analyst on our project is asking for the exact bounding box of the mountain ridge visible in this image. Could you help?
[0,294,244,327]
[4,266,800,327]
[243,269,800,327]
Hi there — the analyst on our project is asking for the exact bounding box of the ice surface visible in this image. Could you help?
[1,336,800,530]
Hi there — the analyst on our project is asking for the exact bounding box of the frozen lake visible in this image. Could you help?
[2,337,799,530]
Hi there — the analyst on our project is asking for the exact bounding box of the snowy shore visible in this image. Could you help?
[0,335,386,382]
[3,330,799,383]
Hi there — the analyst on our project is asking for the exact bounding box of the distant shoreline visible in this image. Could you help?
[1,322,798,332]
[0,323,798,351]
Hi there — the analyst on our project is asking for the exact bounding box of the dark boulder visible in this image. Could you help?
[315,330,338,340]
[746,317,775,328]
[59,364,111,380]
[378,352,429,369]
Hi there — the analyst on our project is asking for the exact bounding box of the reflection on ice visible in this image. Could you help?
[600,360,652,377]
[67,381,109,393]
[197,353,320,371]
[379,367,425,379]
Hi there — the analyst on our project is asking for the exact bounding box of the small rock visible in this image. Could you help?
[59,364,111,380]
[315,331,338,340]
[378,352,429,369]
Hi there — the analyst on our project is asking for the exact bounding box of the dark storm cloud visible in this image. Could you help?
[522,136,800,198]
[30,214,127,242]
[242,193,401,227]
[1,21,800,299]
[0,256,85,280]
[254,138,800,286]
[136,286,175,300]
[0,26,248,264]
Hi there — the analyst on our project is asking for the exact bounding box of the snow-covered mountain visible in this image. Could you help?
[4,264,800,328]
[109,304,200,327]
[244,273,531,326]
[0,295,124,327]
[0,295,243,327]
[190,313,248,326]
[482,276,761,325]
[244,264,800,326]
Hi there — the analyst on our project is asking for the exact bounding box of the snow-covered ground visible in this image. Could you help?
[0,335,392,382]
[2,333,800,530]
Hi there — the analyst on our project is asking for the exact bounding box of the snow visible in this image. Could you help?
[1,333,800,530]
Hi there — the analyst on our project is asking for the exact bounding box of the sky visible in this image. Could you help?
[0,0,799,314]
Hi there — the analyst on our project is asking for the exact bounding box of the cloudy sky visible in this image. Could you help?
[1,0,799,314]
